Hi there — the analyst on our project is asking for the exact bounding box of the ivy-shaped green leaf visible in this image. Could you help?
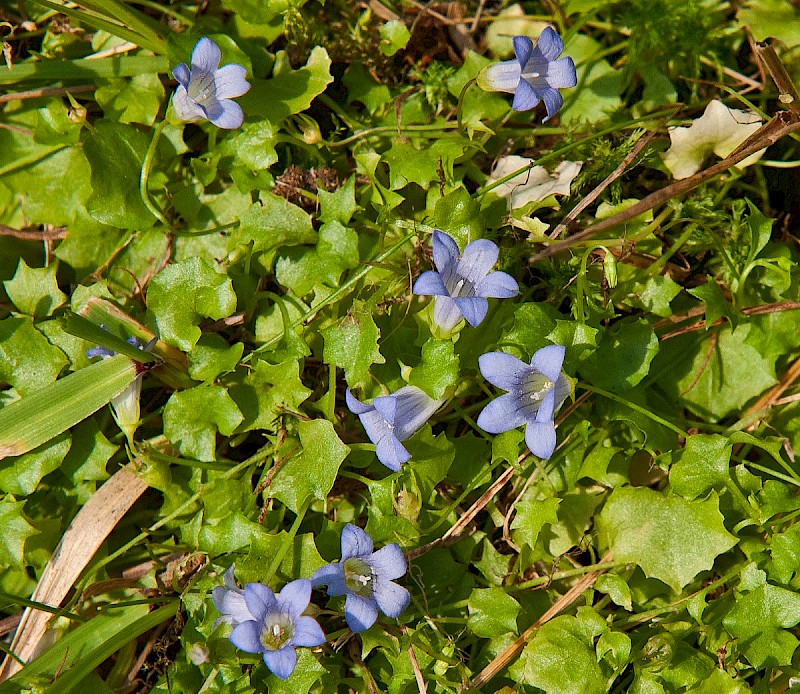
[322,303,385,388]
[4,259,66,317]
[599,487,737,591]
[163,385,244,461]
[148,257,237,351]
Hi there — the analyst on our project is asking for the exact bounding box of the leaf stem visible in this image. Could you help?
[140,119,169,226]
[578,382,689,438]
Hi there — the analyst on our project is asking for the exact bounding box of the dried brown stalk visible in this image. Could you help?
[471,552,613,688]
[531,112,800,263]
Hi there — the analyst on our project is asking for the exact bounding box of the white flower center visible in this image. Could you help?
[260,614,293,651]
[344,557,374,599]
[187,71,216,107]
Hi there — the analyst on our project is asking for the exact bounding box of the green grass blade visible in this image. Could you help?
[0,356,141,460]
[0,55,169,84]
[0,602,177,693]
[31,0,166,53]
[61,313,157,364]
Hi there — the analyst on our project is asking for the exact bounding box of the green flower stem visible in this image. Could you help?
[615,566,739,628]
[741,461,800,488]
[263,496,312,584]
[456,77,477,137]
[244,231,416,362]
[89,444,276,583]
[509,561,620,593]
[327,122,461,148]
[578,382,689,438]
[723,478,760,523]
[140,119,169,226]
[645,224,696,277]
[0,145,67,177]
[474,106,682,198]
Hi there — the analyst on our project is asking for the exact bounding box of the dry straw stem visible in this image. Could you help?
[531,111,800,263]
[471,552,614,688]
[0,467,148,681]
[532,42,800,263]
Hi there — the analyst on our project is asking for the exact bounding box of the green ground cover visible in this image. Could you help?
[1,0,800,691]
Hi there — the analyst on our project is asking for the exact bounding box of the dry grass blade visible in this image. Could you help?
[0,468,148,681]
[471,552,613,688]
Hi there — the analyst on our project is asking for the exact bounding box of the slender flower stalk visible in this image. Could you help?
[413,230,519,334]
[477,345,570,460]
[312,525,410,633]
[477,29,577,120]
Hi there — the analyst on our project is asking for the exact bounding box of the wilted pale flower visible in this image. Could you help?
[477,345,570,460]
[87,336,144,445]
[211,565,255,628]
[413,230,518,333]
[229,579,326,680]
[172,37,250,129]
[346,386,441,471]
[311,525,410,633]
[477,28,576,120]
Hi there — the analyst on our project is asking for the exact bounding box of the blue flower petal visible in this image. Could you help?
[344,593,379,632]
[458,239,499,284]
[525,420,557,459]
[478,352,529,390]
[453,296,488,327]
[548,57,577,88]
[413,270,448,296]
[375,435,411,472]
[263,647,297,680]
[476,271,519,299]
[540,87,564,122]
[512,79,541,111]
[536,389,557,424]
[230,620,261,653]
[172,85,206,122]
[311,562,343,589]
[477,393,529,434]
[535,26,564,62]
[432,229,460,271]
[214,63,250,99]
[367,544,407,581]
[391,386,440,440]
[477,60,521,94]
[275,579,311,618]
[513,35,534,67]
[345,388,372,415]
[172,62,191,87]
[358,408,393,447]
[292,615,326,648]
[530,344,565,383]
[243,583,276,622]
[341,524,374,560]
[211,585,253,627]
[432,295,464,333]
[373,580,411,619]
[207,99,245,129]
[191,37,221,72]
[372,394,398,425]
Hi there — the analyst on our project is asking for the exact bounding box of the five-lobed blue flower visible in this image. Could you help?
[413,230,519,333]
[172,37,251,129]
[211,565,255,629]
[311,525,410,633]
[346,385,441,471]
[227,578,326,680]
[477,28,577,120]
[477,345,570,460]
